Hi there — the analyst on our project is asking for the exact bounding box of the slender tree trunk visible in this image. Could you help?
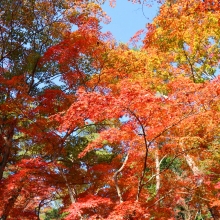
[155,148,160,195]
[0,135,13,180]
[60,170,76,204]
[184,154,202,177]
[184,153,203,186]
[113,153,129,203]
[183,149,220,219]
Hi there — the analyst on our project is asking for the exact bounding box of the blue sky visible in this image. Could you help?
[101,1,159,44]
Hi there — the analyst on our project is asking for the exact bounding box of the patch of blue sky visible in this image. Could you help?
[101,1,159,44]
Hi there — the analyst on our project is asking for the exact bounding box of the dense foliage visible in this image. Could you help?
[0,0,219,219]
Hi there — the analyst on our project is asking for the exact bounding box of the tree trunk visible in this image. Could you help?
[183,152,220,219]
[155,148,160,195]
[184,153,203,185]
[114,153,129,203]
[60,169,76,204]
[0,136,13,180]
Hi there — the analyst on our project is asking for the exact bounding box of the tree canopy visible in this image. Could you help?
[0,0,219,219]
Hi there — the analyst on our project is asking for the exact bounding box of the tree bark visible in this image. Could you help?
[113,153,129,203]
[60,169,76,204]
[0,135,13,180]
[183,150,220,219]
[155,148,160,195]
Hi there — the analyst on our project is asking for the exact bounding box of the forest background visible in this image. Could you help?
[0,0,219,219]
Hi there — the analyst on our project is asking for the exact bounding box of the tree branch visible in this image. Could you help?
[113,153,129,203]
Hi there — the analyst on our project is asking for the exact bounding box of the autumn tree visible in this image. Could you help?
[50,0,220,219]
[0,0,219,219]
[0,0,112,219]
